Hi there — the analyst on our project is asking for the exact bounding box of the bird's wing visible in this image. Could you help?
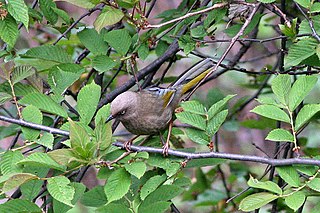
[145,87,177,108]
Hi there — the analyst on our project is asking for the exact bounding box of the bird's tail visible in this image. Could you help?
[171,58,214,94]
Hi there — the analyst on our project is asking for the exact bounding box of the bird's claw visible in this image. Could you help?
[162,143,170,156]
[124,140,132,152]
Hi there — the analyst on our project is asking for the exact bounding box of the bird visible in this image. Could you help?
[106,58,214,155]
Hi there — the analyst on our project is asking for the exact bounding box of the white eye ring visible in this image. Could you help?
[120,110,126,115]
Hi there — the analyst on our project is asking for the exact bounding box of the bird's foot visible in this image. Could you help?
[162,143,170,156]
[124,140,133,152]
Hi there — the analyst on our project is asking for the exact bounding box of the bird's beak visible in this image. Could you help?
[106,114,114,123]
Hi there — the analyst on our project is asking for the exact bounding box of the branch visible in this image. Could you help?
[113,142,320,167]
[145,2,228,29]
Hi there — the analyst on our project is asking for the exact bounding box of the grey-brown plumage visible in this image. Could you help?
[108,59,214,138]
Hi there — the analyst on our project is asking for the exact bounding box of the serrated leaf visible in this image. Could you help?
[247,176,282,195]
[81,185,107,207]
[92,55,117,74]
[266,128,294,142]
[94,6,124,33]
[0,151,23,175]
[23,45,72,64]
[19,92,68,118]
[47,149,76,165]
[176,111,206,130]
[307,178,320,192]
[17,152,66,171]
[311,2,320,13]
[184,128,209,145]
[95,104,110,125]
[96,203,131,213]
[51,7,71,24]
[208,95,236,119]
[180,100,206,115]
[11,65,36,85]
[35,132,54,150]
[178,34,196,55]
[239,192,278,212]
[77,82,101,125]
[104,168,131,203]
[0,199,42,213]
[207,109,228,136]
[69,119,95,160]
[95,119,112,152]
[251,105,290,123]
[140,174,167,200]
[285,191,306,211]
[0,92,12,105]
[288,75,318,111]
[21,105,42,140]
[295,104,320,131]
[271,75,291,105]
[78,28,108,55]
[39,0,58,24]
[7,0,29,29]
[124,161,147,179]
[0,15,19,48]
[104,29,131,55]
[47,176,75,207]
[3,173,38,193]
[138,43,149,60]
[285,38,318,68]
[54,0,95,9]
[294,0,311,8]
[276,166,300,187]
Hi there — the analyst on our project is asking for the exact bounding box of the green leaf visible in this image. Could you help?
[266,128,294,142]
[139,185,183,212]
[7,0,29,29]
[0,151,23,175]
[104,29,131,55]
[81,186,107,207]
[285,191,306,211]
[96,203,131,213]
[180,100,206,115]
[294,0,311,8]
[207,109,228,136]
[39,0,58,24]
[271,75,291,105]
[247,176,282,195]
[295,104,320,131]
[95,104,110,125]
[184,128,209,145]
[208,95,236,119]
[18,152,66,171]
[11,65,36,85]
[285,38,318,68]
[78,28,108,55]
[250,105,290,123]
[288,75,318,111]
[21,105,42,140]
[19,92,68,118]
[94,6,124,33]
[276,166,300,187]
[47,63,84,96]
[77,82,101,125]
[124,161,147,179]
[0,92,12,105]
[69,119,95,160]
[190,25,207,38]
[239,192,278,212]
[140,174,167,200]
[311,2,320,13]
[0,15,19,48]
[184,158,226,168]
[23,45,72,64]
[138,43,149,60]
[176,111,206,130]
[47,176,75,207]
[47,149,76,166]
[0,199,42,213]
[35,132,54,150]
[92,55,117,74]
[307,178,320,192]
[178,34,196,55]
[95,119,112,152]
[258,0,276,2]
[104,168,131,203]
[51,7,71,24]
[57,0,95,9]
[3,173,38,193]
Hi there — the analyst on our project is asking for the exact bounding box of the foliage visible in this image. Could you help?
[0,0,320,212]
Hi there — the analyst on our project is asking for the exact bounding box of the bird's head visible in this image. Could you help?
[106,91,137,123]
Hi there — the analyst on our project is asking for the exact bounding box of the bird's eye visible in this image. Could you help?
[119,110,126,115]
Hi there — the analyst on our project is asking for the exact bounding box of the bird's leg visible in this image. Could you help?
[124,135,140,151]
[163,120,173,156]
